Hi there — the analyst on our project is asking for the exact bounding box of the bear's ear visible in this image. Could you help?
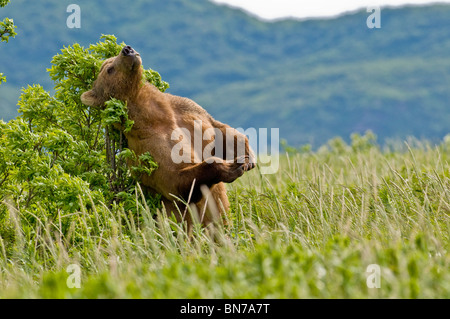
[81,89,103,107]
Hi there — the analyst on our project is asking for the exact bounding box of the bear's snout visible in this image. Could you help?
[122,45,136,57]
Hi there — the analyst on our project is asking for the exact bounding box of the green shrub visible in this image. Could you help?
[0,35,168,248]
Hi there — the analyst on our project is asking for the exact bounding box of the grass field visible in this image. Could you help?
[0,135,449,298]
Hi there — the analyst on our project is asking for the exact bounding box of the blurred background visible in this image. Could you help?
[1,0,450,147]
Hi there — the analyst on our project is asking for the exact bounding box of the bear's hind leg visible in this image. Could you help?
[195,182,229,227]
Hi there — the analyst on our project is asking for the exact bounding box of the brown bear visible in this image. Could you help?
[81,45,255,229]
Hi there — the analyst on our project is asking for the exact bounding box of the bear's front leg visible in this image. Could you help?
[212,123,256,171]
[177,157,248,203]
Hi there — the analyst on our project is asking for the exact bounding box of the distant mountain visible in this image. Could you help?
[1,0,450,146]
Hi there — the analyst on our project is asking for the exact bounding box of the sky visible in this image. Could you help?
[210,0,450,20]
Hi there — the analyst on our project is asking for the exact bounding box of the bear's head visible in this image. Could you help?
[81,45,143,107]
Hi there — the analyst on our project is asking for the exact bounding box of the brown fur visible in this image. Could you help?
[81,46,255,229]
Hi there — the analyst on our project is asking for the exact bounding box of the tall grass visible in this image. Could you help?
[0,137,449,298]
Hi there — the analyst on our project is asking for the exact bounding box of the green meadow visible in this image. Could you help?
[1,134,449,298]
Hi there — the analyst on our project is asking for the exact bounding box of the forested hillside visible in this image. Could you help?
[1,0,450,146]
